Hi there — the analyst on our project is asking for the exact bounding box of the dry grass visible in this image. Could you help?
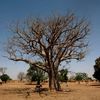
[0,81,100,100]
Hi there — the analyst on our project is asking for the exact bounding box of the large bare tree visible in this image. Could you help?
[5,13,90,91]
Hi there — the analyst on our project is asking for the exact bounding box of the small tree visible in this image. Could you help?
[17,72,25,81]
[0,67,7,75]
[0,74,11,83]
[59,69,68,82]
[27,63,46,85]
[93,57,100,81]
[75,72,88,84]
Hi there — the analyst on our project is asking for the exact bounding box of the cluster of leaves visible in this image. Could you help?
[93,57,100,81]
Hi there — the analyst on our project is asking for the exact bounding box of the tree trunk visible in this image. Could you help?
[48,69,61,91]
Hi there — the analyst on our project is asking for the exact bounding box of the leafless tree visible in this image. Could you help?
[17,72,25,81]
[0,67,7,75]
[5,13,90,91]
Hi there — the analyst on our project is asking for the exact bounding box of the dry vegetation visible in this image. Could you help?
[0,81,100,100]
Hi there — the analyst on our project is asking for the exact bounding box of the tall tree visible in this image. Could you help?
[5,13,90,91]
[93,57,100,81]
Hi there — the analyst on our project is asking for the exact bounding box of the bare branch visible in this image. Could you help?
[5,12,90,74]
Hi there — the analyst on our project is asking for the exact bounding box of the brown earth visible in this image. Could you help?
[0,81,100,100]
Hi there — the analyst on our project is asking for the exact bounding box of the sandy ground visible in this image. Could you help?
[0,81,100,100]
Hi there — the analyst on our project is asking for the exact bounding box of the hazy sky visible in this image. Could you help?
[0,0,100,79]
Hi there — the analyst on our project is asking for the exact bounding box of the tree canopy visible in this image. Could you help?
[5,13,90,91]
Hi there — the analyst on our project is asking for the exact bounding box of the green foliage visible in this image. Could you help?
[27,63,47,85]
[0,74,11,83]
[75,72,88,82]
[93,57,100,81]
[59,69,68,82]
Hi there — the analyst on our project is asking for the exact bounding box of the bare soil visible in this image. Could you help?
[0,81,100,100]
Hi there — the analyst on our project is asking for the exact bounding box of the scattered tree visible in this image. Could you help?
[0,74,11,83]
[59,69,68,82]
[27,63,47,85]
[93,57,100,81]
[5,13,90,91]
[75,72,88,84]
[0,67,7,75]
[17,72,25,81]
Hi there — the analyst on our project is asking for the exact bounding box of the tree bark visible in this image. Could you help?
[48,69,61,91]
